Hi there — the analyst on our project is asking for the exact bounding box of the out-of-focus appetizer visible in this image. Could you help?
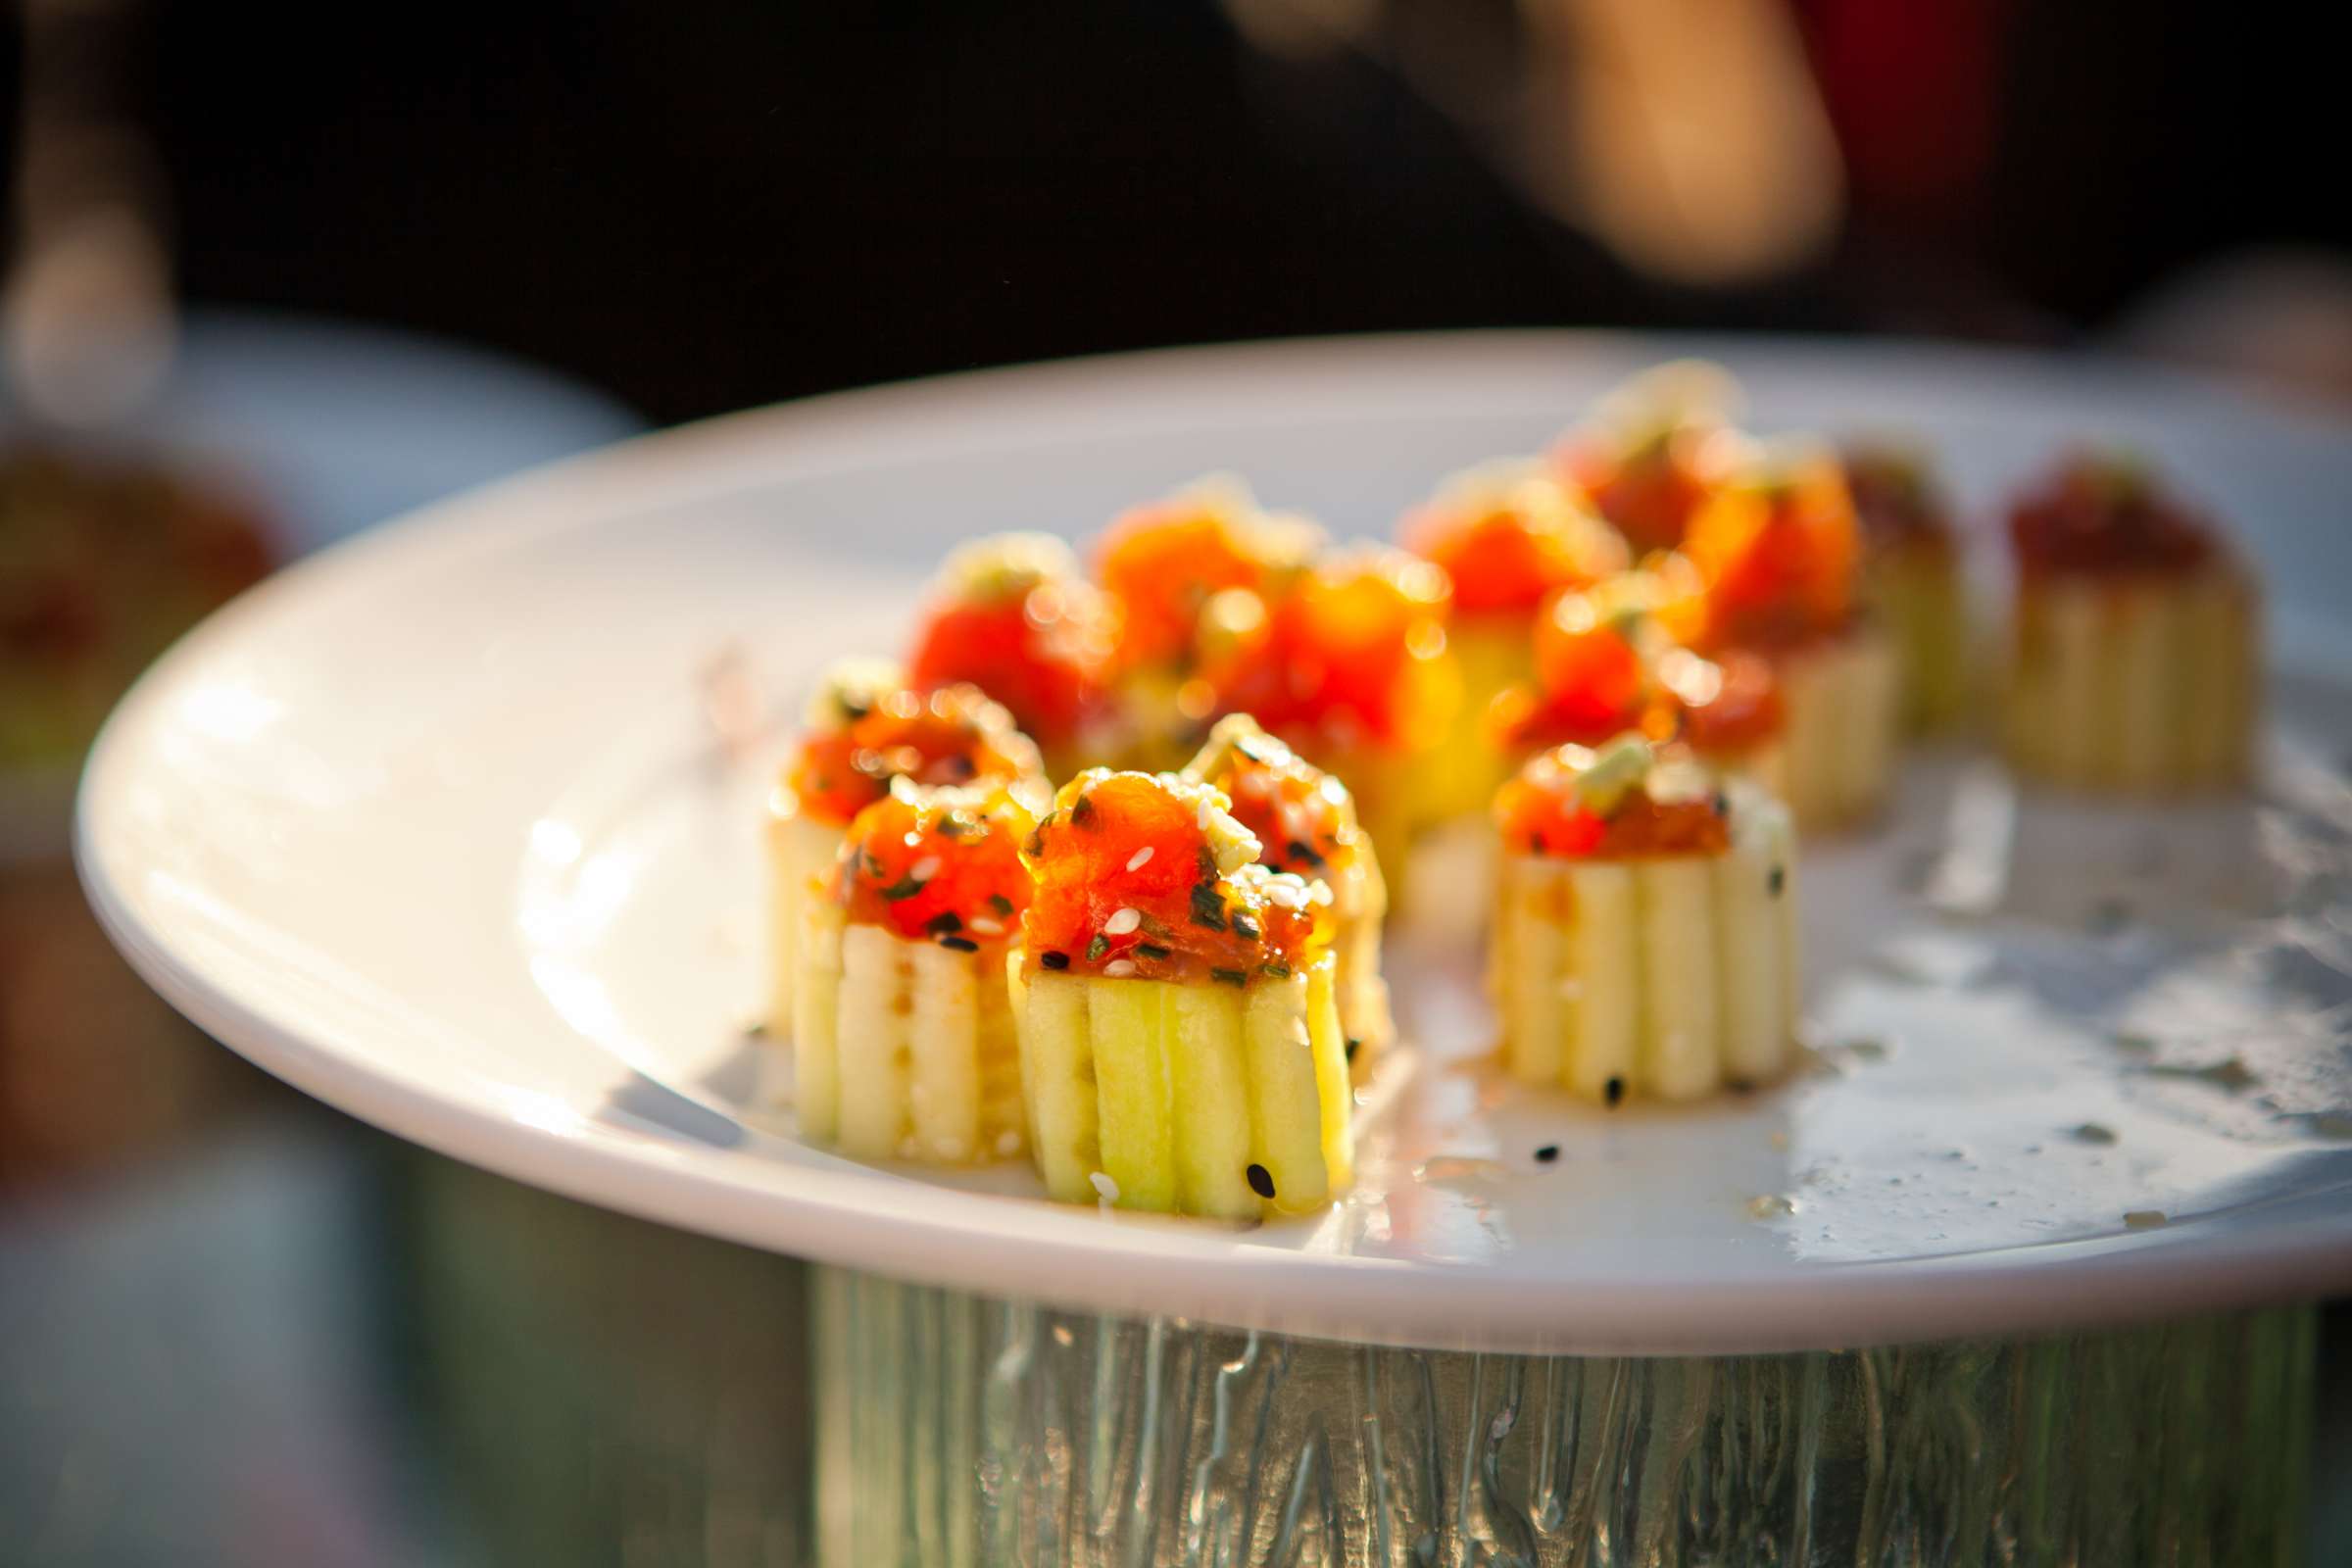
[1672,448,1897,829]
[906,532,1118,777]
[766,661,1043,1034]
[1551,361,1751,556]
[2,446,273,767]
[1845,444,1969,731]
[1195,544,1458,880]
[795,781,1036,1162]
[1491,737,1798,1103]
[1011,770,1354,1219]
[2002,453,2257,793]
[1093,477,1322,770]
[1181,714,1392,1067]
[1399,462,1628,814]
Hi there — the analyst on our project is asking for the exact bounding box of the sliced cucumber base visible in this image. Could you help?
[793,909,1024,1164]
[1775,624,1900,832]
[766,807,847,1037]
[1327,847,1395,1074]
[2005,572,2256,794]
[1014,961,1353,1219]
[1494,789,1798,1103]
[1869,541,1969,733]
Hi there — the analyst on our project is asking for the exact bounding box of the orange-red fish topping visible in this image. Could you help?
[834,785,1035,945]
[1200,550,1453,754]
[2007,452,2216,577]
[1095,490,1312,672]
[906,535,1112,750]
[1182,717,1361,881]
[1020,770,1328,983]
[1399,472,1624,617]
[787,683,1040,827]
[1494,742,1730,859]
[1679,453,1862,651]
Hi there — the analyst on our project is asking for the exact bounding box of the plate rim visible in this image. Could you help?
[74,327,2352,1354]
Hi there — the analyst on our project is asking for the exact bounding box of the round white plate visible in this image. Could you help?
[77,332,2352,1354]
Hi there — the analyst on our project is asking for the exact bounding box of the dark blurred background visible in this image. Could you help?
[7,0,2345,424]
[6,3,2352,1564]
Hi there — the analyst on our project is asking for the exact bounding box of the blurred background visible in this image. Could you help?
[4,2,2350,1564]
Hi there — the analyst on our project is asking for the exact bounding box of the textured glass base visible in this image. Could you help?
[814,1268,2313,1567]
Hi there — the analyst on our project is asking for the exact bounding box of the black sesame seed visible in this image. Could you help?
[987,893,1015,917]
[1344,1037,1361,1062]
[1210,967,1248,988]
[1604,1076,1627,1107]
[1261,960,1293,980]
[1231,912,1261,943]
[1086,934,1110,962]
[935,815,969,839]
[1134,943,1171,961]
[938,935,980,953]
[923,909,963,936]
[1535,1144,1560,1163]
[1712,790,1730,818]
[840,700,871,721]
[1766,865,1786,898]
[1246,1162,1276,1199]
[1040,951,1071,970]
[1286,839,1326,869]
[944,755,977,781]
[880,874,924,902]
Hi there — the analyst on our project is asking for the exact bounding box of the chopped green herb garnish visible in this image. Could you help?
[1230,911,1260,943]
[1209,967,1247,988]
[880,874,924,902]
[1189,883,1228,931]
[1086,934,1110,961]
[987,893,1015,917]
[1134,942,1171,961]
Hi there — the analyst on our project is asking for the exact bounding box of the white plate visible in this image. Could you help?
[76,332,2352,1354]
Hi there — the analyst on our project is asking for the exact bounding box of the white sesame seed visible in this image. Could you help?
[1126,846,1155,872]
[1102,958,1139,978]
[1103,906,1142,936]
[909,856,942,883]
[1198,797,1215,830]
[1090,1171,1120,1202]
[967,916,1004,937]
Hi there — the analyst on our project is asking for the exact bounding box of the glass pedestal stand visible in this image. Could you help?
[814,1268,2313,1567]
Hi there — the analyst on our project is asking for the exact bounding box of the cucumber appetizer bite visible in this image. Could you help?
[766,662,1043,1037]
[1181,714,1394,1068]
[1012,770,1355,1220]
[795,780,1037,1163]
[1492,737,1799,1103]
[1847,444,1969,732]
[1399,461,1629,817]
[1093,477,1324,771]
[1673,447,1898,831]
[2002,453,2258,794]
[905,531,1120,779]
